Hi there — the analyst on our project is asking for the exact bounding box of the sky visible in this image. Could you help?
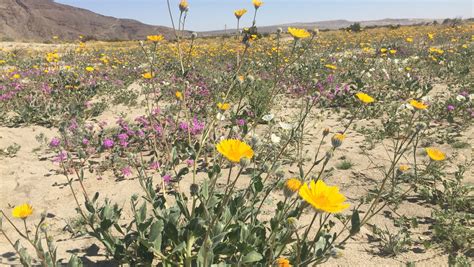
[55,0,473,31]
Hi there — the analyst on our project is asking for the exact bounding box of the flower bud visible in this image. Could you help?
[190,183,199,196]
[312,28,320,36]
[191,32,198,39]
[240,157,251,168]
[286,217,297,231]
[331,133,345,148]
[277,27,283,34]
[246,75,255,83]
[323,128,330,136]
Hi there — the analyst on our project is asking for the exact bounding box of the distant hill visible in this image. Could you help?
[0,0,177,42]
[199,18,442,37]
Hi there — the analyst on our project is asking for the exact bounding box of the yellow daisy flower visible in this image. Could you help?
[409,99,428,110]
[252,0,263,9]
[12,204,33,219]
[234,9,247,19]
[142,72,154,79]
[175,91,184,101]
[147,35,164,42]
[285,178,302,193]
[288,27,311,39]
[217,102,230,111]
[276,257,291,267]
[179,0,189,12]
[355,92,375,104]
[399,164,410,172]
[216,139,254,163]
[425,148,446,161]
[299,180,350,213]
[331,133,345,148]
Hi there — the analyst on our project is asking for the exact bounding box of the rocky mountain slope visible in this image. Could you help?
[0,0,175,41]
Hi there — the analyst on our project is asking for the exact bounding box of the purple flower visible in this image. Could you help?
[136,130,145,138]
[162,174,171,184]
[121,166,132,177]
[103,138,114,149]
[149,161,160,170]
[118,133,129,141]
[68,119,78,131]
[82,138,90,146]
[49,137,61,148]
[191,117,205,135]
[53,151,67,163]
[447,105,455,111]
[237,119,246,126]
[186,159,194,167]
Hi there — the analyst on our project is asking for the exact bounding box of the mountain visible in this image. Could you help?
[0,0,176,42]
[199,18,441,37]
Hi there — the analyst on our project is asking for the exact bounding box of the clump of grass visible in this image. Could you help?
[451,141,469,149]
[336,159,354,170]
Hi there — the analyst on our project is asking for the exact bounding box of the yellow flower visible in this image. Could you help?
[285,178,302,193]
[175,91,184,101]
[325,64,337,70]
[142,72,154,79]
[12,204,33,219]
[179,0,189,12]
[429,47,444,55]
[276,257,291,267]
[0,60,5,64]
[288,27,311,39]
[399,164,410,172]
[425,148,446,161]
[85,66,95,72]
[406,37,413,43]
[234,9,247,19]
[12,73,21,79]
[299,180,350,213]
[331,133,345,148]
[380,48,388,53]
[389,49,397,55]
[147,35,164,42]
[217,102,230,111]
[252,0,263,9]
[409,99,428,110]
[355,92,375,104]
[427,33,434,40]
[216,139,254,163]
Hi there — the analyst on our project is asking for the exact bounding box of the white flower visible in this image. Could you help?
[279,122,296,130]
[262,114,274,122]
[270,134,281,144]
[456,95,466,102]
[216,113,226,121]
[398,103,414,112]
[421,96,431,102]
[469,94,474,101]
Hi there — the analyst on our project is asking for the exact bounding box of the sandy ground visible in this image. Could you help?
[0,82,472,266]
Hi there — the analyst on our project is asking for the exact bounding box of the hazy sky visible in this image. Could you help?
[55,0,473,31]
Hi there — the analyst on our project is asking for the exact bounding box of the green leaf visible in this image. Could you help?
[67,255,83,267]
[242,251,263,263]
[350,210,360,235]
